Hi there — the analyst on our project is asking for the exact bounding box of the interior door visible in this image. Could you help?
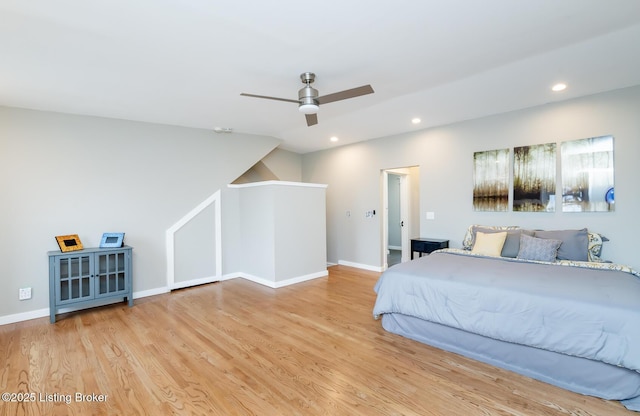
[382,167,418,269]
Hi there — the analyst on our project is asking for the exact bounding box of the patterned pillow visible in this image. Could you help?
[587,232,609,262]
[517,234,562,262]
[462,225,521,250]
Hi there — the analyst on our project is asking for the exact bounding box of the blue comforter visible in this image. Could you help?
[373,249,640,372]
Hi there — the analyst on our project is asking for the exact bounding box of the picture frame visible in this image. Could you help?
[55,234,84,252]
[100,232,125,248]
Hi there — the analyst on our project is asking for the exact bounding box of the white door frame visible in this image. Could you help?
[381,169,411,270]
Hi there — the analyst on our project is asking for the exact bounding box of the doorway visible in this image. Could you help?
[382,167,419,270]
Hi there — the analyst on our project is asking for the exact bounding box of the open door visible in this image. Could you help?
[382,167,419,270]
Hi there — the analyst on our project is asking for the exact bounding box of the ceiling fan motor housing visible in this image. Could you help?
[298,73,319,113]
[298,86,319,104]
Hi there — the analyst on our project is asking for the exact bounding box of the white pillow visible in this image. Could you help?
[471,231,507,257]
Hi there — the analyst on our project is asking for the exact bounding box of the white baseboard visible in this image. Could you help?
[169,276,219,290]
[338,260,383,272]
[221,272,242,281]
[1,270,328,326]
[0,287,170,326]
[134,287,170,298]
[0,308,50,326]
[236,270,328,288]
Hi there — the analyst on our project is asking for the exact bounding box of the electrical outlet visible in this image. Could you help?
[19,287,32,300]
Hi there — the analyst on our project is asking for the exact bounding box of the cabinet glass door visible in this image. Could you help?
[57,255,93,304]
[95,252,127,297]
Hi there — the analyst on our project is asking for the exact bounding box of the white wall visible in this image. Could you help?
[302,86,640,270]
[272,184,327,281]
[220,148,303,275]
[0,106,281,321]
[226,181,328,286]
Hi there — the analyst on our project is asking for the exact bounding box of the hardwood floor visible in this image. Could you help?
[0,265,634,415]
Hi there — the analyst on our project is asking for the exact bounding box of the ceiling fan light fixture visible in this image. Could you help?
[299,103,319,114]
[551,83,567,92]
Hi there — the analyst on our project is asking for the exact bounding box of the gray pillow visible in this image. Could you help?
[534,228,589,261]
[517,234,562,262]
[472,227,534,258]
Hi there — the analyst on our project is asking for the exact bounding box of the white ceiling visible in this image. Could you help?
[2,0,640,154]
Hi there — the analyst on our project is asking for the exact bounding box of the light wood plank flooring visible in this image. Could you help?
[0,265,635,415]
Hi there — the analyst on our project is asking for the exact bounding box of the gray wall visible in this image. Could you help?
[302,86,640,270]
[232,148,302,184]
[173,202,217,285]
[0,106,281,320]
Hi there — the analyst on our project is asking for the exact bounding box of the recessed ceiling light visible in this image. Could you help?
[411,118,421,124]
[551,83,567,92]
[330,136,339,142]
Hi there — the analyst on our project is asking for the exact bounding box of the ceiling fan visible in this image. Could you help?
[240,72,374,126]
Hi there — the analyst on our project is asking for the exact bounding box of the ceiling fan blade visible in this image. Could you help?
[316,85,374,105]
[240,93,299,104]
[305,113,318,126]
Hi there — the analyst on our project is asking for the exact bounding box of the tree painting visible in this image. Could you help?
[561,135,614,212]
[513,143,556,212]
[473,149,509,211]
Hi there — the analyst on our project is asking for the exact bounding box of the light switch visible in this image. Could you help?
[426,212,435,220]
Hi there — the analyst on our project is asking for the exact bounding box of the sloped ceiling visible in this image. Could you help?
[2,0,640,153]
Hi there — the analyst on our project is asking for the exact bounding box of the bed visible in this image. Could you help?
[373,226,640,411]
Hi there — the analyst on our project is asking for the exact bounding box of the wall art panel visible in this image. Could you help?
[513,143,556,212]
[473,148,509,211]
[561,135,614,212]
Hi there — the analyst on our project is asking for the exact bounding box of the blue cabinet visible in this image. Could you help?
[48,246,133,323]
